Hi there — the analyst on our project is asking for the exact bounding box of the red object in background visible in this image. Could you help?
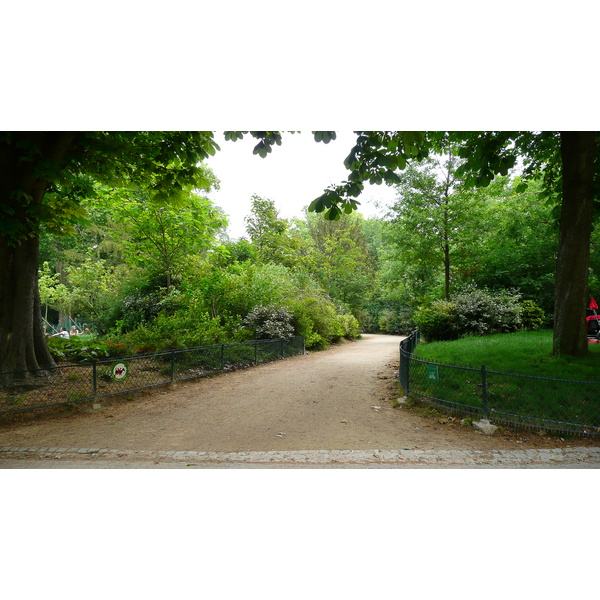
[587,298,600,340]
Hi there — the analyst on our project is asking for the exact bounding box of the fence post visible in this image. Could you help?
[399,340,410,396]
[92,360,97,398]
[405,347,410,396]
[481,364,489,419]
[221,344,225,371]
[398,342,402,380]
[170,350,175,383]
[254,341,258,365]
[281,338,285,359]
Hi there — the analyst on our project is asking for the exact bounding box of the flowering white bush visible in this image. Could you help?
[453,285,522,336]
[415,285,525,341]
[243,305,295,340]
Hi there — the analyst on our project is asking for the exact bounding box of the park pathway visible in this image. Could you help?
[1,334,599,467]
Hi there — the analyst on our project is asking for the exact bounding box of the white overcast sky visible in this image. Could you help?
[205,131,396,239]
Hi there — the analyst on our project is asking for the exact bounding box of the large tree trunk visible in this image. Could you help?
[0,132,79,385]
[0,236,56,381]
[553,131,597,356]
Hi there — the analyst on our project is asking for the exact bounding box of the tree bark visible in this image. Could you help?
[0,236,56,379]
[0,132,79,384]
[553,131,597,356]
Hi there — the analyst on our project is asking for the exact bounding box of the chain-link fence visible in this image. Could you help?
[400,330,600,436]
[0,336,305,416]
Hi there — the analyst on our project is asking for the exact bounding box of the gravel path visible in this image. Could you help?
[1,334,598,467]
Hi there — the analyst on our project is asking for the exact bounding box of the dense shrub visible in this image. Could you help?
[289,295,344,348]
[337,313,360,340]
[120,311,231,353]
[414,300,458,341]
[519,299,545,330]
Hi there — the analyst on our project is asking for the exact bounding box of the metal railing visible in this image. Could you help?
[399,330,600,436]
[0,336,305,416]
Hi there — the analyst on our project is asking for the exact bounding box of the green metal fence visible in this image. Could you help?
[0,336,305,416]
[399,330,600,436]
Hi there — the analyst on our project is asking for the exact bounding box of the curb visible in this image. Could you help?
[1,446,600,467]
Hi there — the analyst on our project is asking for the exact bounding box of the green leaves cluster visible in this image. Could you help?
[1,132,223,246]
[47,336,110,362]
[309,132,430,221]
[223,131,283,158]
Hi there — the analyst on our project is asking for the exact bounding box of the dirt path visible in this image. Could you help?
[2,333,598,460]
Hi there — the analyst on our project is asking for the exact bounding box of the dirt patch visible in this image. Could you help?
[1,334,598,453]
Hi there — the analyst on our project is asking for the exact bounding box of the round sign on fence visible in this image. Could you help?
[111,362,128,381]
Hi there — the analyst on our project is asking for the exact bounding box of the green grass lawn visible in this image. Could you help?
[408,330,600,432]
[415,329,600,381]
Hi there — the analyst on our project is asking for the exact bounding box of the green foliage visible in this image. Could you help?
[471,178,558,314]
[47,336,110,362]
[520,299,546,331]
[336,313,360,339]
[377,308,414,335]
[222,238,258,264]
[2,132,221,244]
[303,212,377,314]
[244,195,305,267]
[121,311,231,354]
[38,261,69,319]
[89,179,226,291]
[414,300,458,342]
[288,294,344,349]
[116,287,182,333]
